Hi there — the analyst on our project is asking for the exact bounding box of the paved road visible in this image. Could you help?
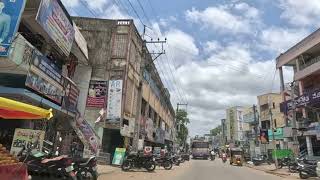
[99,159,294,180]
[174,159,289,180]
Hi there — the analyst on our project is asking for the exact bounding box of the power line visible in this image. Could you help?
[125,0,145,26]
[136,0,153,26]
[78,0,99,17]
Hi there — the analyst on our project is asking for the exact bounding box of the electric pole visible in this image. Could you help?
[290,81,299,157]
[268,96,278,169]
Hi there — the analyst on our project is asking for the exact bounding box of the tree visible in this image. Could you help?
[176,110,189,147]
[210,125,222,136]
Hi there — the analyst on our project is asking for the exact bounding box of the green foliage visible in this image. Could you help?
[210,125,222,136]
[176,110,189,146]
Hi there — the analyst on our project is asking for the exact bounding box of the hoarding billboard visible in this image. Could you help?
[36,0,75,56]
[106,80,123,120]
[0,0,26,56]
[260,129,269,144]
[86,80,107,108]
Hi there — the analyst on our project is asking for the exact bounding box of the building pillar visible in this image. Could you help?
[306,136,314,156]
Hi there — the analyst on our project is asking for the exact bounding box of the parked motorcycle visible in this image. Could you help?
[171,154,181,166]
[298,162,318,179]
[277,157,291,169]
[155,155,173,170]
[74,156,98,180]
[289,157,317,173]
[121,151,156,172]
[18,145,76,180]
[252,155,271,166]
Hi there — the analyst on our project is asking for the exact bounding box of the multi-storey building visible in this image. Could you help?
[257,93,285,155]
[73,17,175,162]
[0,0,99,157]
[277,28,320,157]
[226,106,245,145]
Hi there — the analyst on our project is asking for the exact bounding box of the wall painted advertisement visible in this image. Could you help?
[10,128,45,156]
[36,0,75,56]
[86,80,107,108]
[76,114,99,153]
[0,0,26,56]
[106,80,123,121]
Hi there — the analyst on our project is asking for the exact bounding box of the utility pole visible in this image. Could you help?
[252,105,258,159]
[290,81,299,157]
[268,96,278,169]
[176,103,188,151]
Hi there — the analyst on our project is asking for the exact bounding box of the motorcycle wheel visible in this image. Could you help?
[267,161,271,165]
[77,170,98,180]
[288,164,298,173]
[163,161,173,170]
[121,160,132,171]
[175,161,180,166]
[299,171,309,179]
[145,161,156,172]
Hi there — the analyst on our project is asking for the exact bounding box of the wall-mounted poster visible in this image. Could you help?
[86,80,107,108]
[0,0,26,56]
[106,80,123,121]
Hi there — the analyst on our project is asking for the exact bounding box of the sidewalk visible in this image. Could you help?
[97,164,121,176]
[245,163,299,179]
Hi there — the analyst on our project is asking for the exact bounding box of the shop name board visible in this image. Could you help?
[36,0,75,56]
[86,80,107,108]
[32,50,63,84]
[280,89,320,112]
[268,128,283,140]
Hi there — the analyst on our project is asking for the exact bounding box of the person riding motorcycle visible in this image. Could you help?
[210,150,216,160]
[222,153,227,163]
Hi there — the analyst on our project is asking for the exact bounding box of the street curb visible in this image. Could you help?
[244,164,298,179]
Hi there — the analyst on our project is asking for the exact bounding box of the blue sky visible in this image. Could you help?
[62,0,320,136]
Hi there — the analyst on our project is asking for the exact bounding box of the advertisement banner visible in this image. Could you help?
[155,128,165,144]
[112,148,126,165]
[62,77,79,113]
[0,0,26,56]
[260,129,269,144]
[76,115,99,153]
[86,80,107,108]
[10,128,45,156]
[36,0,75,56]
[106,80,123,121]
[145,118,154,141]
[25,69,64,105]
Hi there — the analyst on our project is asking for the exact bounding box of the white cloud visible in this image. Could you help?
[185,2,261,34]
[260,27,308,53]
[61,0,79,8]
[279,0,320,27]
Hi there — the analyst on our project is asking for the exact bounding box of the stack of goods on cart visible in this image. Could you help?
[0,144,20,166]
[0,143,28,180]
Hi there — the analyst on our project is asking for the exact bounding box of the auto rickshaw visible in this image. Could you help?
[229,148,244,166]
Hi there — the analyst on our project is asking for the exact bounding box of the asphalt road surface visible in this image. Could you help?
[99,159,294,180]
[174,159,289,180]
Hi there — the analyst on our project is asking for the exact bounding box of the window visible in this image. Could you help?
[273,102,275,109]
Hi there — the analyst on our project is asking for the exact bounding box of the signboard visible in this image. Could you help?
[155,128,165,144]
[243,112,255,123]
[112,148,126,165]
[259,129,269,144]
[62,77,79,113]
[76,115,99,153]
[106,80,123,120]
[144,146,152,156]
[153,147,161,156]
[280,89,320,113]
[145,118,154,141]
[0,0,26,56]
[86,80,107,108]
[36,0,75,56]
[272,149,293,159]
[74,24,88,59]
[25,70,64,105]
[268,128,283,140]
[10,128,45,156]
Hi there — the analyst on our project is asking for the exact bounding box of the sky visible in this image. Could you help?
[61,0,320,136]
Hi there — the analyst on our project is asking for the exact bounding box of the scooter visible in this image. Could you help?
[222,154,227,163]
[210,154,215,161]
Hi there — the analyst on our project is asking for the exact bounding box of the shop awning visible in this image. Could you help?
[0,97,53,120]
